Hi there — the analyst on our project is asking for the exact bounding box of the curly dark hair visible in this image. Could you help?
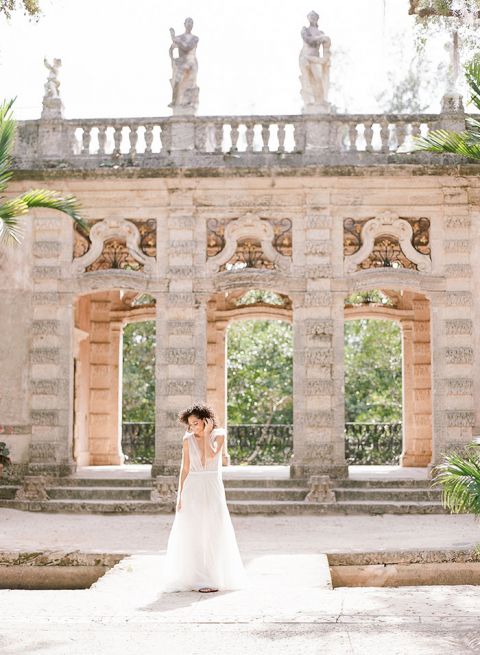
[178,402,218,428]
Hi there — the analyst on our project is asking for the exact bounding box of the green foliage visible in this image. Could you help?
[344,319,402,423]
[227,320,293,425]
[122,321,156,423]
[345,290,393,306]
[0,0,41,19]
[0,99,87,244]
[411,61,480,159]
[432,446,480,514]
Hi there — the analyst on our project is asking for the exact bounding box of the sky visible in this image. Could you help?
[0,0,457,120]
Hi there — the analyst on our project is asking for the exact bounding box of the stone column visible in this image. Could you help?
[430,213,475,465]
[29,215,75,476]
[86,293,123,466]
[400,296,433,467]
[152,199,207,476]
[290,211,347,479]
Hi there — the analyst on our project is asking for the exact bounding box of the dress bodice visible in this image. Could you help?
[184,427,225,472]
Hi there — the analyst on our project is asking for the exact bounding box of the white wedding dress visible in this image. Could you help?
[160,427,248,592]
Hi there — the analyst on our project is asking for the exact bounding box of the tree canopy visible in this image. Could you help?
[0,0,41,19]
[122,320,156,423]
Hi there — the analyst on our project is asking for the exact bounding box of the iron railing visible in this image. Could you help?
[122,422,155,464]
[344,422,402,465]
[121,421,403,466]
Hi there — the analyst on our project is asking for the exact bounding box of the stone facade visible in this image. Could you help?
[1,106,479,481]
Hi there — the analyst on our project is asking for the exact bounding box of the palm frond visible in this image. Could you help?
[0,213,24,245]
[465,60,480,112]
[1,189,88,234]
[412,129,480,159]
[0,99,16,193]
[432,450,480,515]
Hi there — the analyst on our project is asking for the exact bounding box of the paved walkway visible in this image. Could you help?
[1,509,480,654]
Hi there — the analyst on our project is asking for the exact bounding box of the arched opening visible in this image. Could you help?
[206,288,293,466]
[73,289,156,467]
[344,288,432,470]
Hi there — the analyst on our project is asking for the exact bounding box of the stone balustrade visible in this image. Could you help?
[12,112,459,169]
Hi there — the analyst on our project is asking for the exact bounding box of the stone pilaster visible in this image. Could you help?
[29,215,74,476]
[152,196,207,475]
[430,211,475,462]
[291,211,347,479]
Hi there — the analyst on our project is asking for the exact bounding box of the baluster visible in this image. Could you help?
[337,122,348,151]
[113,125,123,156]
[81,126,91,154]
[214,122,224,153]
[277,122,286,153]
[293,122,305,152]
[97,125,107,155]
[348,122,358,152]
[230,120,239,152]
[160,122,171,153]
[380,118,390,153]
[395,121,406,150]
[245,122,255,152]
[144,124,154,154]
[129,124,138,156]
[261,122,270,152]
[411,120,421,141]
[364,120,374,152]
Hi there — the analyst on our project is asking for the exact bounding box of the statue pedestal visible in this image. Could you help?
[41,96,64,120]
[302,101,331,115]
[440,92,465,132]
[168,119,195,152]
[304,116,331,152]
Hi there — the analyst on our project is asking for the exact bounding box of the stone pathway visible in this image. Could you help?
[0,509,479,654]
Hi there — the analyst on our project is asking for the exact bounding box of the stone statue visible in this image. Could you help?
[43,57,61,98]
[41,57,64,119]
[168,17,199,115]
[299,11,331,113]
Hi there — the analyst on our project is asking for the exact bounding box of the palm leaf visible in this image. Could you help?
[432,450,480,515]
[0,99,16,193]
[413,129,480,159]
[465,60,480,112]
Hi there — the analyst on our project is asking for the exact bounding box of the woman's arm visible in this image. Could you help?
[177,438,190,511]
[203,420,225,458]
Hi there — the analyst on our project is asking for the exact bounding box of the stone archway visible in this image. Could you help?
[73,288,156,466]
[343,287,433,468]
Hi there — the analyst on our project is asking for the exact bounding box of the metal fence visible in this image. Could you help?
[121,421,403,466]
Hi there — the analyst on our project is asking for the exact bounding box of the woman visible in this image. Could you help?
[161,403,247,593]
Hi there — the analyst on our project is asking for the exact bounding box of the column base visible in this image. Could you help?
[151,461,180,477]
[27,462,76,477]
[400,451,432,467]
[290,462,348,480]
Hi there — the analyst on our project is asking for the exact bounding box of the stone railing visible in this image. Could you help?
[344,422,403,465]
[12,112,457,170]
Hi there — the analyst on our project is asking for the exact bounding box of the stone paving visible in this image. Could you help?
[1,509,480,654]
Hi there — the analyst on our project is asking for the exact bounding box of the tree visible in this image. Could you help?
[227,320,293,425]
[0,0,41,19]
[122,321,156,423]
[412,60,480,159]
[344,319,402,423]
[0,99,86,244]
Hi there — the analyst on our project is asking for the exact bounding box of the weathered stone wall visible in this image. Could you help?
[1,168,479,477]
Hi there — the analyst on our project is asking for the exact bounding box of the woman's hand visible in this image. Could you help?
[204,418,214,436]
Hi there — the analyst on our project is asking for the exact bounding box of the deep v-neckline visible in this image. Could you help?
[191,434,206,467]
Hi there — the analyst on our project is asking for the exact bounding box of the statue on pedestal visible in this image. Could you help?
[41,57,64,119]
[299,11,331,114]
[168,17,199,115]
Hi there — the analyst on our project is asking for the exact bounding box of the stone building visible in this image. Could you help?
[0,95,478,485]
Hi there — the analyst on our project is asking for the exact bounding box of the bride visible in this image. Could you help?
[161,403,248,593]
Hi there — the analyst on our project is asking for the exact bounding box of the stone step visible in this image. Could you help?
[47,486,152,501]
[227,500,447,516]
[335,479,433,489]
[333,487,442,502]
[224,487,308,501]
[223,478,307,488]
[0,485,19,500]
[0,497,447,515]
[55,477,153,487]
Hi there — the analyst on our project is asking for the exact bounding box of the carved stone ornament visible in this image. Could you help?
[305,475,336,502]
[73,218,156,274]
[344,212,431,274]
[206,212,292,274]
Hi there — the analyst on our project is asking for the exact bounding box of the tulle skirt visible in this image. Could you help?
[160,470,248,592]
